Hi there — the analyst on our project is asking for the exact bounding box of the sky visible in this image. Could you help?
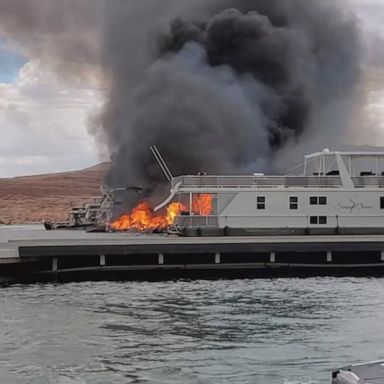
[0,1,384,178]
[0,58,102,177]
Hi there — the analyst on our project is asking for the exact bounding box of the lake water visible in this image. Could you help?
[1,278,384,383]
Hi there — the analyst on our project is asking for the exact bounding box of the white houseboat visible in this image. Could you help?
[157,149,384,236]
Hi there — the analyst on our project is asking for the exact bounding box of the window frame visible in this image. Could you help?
[310,196,327,205]
[290,196,298,210]
[319,216,327,224]
[319,196,327,205]
[310,216,318,224]
[310,216,328,225]
[310,196,318,205]
[257,196,265,210]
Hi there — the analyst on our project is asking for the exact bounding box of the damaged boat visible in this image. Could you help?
[44,186,143,230]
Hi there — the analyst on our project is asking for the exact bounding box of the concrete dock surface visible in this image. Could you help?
[2,224,384,247]
[1,225,384,283]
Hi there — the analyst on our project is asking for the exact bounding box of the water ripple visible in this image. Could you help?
[1,278,384,383]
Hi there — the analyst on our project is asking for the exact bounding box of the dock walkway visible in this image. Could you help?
[1,225,384,282]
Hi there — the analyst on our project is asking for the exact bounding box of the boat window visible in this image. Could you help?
[290,196,298,210]
[319,197,327,205]
[319,216,327,224]
[381,197,384,209]
[310,196,327,205]
[310,216,318,224]
[310,216,327,225]
[326,170,340,176]
[257,196,265,210]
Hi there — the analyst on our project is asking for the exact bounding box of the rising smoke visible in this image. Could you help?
[0,0,369,207]
[96,0,363,204]
[0,0,102,85]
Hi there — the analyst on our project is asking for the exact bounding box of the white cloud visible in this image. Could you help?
[345,0,384,146]
[348,0,384,31]
[0,59,104,177]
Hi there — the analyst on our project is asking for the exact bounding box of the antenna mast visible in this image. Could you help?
[150,145,173,182]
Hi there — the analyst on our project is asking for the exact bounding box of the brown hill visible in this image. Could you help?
[0,163,109,224]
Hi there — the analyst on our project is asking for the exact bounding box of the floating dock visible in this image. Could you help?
[1,225,384,283]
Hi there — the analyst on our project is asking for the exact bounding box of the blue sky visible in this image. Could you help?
[0,43,26,83]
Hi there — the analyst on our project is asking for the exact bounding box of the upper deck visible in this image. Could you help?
[170,149,384,190]
[171,175,384,189]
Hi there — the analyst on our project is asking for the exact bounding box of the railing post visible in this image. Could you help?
[52,257,58,274]
[158,253,164,265]
[215,252,221,264]
[270,252,276,263]
[381,251,384,262]
[327,251,332,263]
[100,254,106,266]
[189,193,193,215]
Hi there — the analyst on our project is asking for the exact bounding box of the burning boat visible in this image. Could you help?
[110,195,212,233]
[111,149,384,236]
[109,146,214,234]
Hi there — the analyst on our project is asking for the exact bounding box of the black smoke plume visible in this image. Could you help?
[97,0,363,206]
[0,0,366,209]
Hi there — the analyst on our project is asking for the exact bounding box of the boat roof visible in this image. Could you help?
[167,149,384,191]
[306,149,384,159]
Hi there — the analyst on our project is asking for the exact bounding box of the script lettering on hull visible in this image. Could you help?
[337,197,373,213]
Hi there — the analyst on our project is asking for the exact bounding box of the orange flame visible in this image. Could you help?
[110,201,186,231]
[193,194,213,216]
[110,194,213,232]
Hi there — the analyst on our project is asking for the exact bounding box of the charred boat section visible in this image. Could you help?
[44,199,102,230]
[44,186,143,231]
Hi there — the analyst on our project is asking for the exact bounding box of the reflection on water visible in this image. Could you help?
[1,278,384,383]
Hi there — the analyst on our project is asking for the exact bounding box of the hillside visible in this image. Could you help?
[0,163,109,224]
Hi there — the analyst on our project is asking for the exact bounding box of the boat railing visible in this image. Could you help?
[172,175,384,189]
[171,175,343,189]
[176,215,219,227]
[352,176,384,188]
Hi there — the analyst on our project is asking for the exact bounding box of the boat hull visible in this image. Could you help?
[177,226,384,237]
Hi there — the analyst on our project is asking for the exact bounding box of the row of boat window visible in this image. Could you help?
[310,216,327,225]
[256,196,327,210]
[314,171,384,176]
